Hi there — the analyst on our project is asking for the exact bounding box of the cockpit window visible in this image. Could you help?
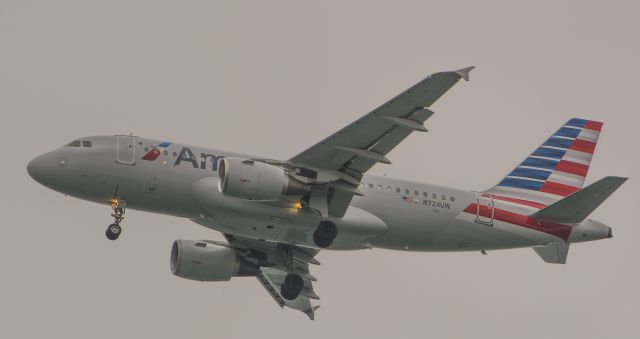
[66,140,92,148]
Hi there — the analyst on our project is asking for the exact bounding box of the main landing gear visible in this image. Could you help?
[281,273,304,300]
[278,246,305,300]
[106,200,126,240]
[313,220,338,248]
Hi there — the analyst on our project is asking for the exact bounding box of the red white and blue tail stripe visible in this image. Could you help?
[485,118,602,206]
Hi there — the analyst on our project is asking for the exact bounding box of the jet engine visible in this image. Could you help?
[217,157,309,201]
[170,239,259,281]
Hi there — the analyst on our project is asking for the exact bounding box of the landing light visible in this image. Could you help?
[109,198,126,208]
[293,202,302,209]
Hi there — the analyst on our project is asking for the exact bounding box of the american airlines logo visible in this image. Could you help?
[142,142,224,171]
[141,147,161,161]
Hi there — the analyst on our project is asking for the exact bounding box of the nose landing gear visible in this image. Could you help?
[106,200,126,240]
[106,223,122,240]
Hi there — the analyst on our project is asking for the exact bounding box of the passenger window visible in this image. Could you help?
[405,189,410,194]
[67,140,81,147]
[450,196,456,202]
[396,188,401,193]
[423,192,428,198]
[414,190,419,196]
[368,183,373,188]
[387,186,392,191]
[82,141,92,147]
[377,185,383,190]
[432,193,437,199]
[441,195,446,200]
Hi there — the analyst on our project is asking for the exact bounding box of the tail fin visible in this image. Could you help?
[533,243,570,264]
[530,176,628,223]
[485,118,603,206]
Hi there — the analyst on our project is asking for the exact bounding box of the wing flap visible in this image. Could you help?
[256,270,287,308]
[209,231,322,320]
[188,224,323,320]
[258,267,319,320]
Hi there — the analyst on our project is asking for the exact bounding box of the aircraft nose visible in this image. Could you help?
[27,153,50,184]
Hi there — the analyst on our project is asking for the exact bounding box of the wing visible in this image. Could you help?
[288,67,474,217]
[222,233,321,320]
[190,217,322,320]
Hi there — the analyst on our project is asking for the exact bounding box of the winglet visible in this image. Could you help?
[455,66,475,81]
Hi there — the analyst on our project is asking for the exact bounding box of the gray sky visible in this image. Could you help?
[1,1,638,338]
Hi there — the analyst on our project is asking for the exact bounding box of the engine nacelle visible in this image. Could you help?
[170,239,258,282]
[217,157,308,201]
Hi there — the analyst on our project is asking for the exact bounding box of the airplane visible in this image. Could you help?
[27,66,627,319]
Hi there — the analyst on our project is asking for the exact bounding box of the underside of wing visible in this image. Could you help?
[257,267,320,320]
[221,233,321,319]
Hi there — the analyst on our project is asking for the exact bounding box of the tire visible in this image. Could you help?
[106,223,121,240]
[109,223,121,235]
[280,274,304,300]
[313,220,338,248]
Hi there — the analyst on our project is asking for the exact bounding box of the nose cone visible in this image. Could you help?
[27,153,50,185]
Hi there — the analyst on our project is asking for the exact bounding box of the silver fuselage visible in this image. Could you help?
[27,135,611,251]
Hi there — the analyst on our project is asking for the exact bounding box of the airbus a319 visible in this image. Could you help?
[28,67,626,319]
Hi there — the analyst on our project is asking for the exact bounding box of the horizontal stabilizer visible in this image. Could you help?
[530,176,628,224]
[533,243,570,264]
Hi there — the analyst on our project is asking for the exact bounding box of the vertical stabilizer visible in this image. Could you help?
[485,118,603,206]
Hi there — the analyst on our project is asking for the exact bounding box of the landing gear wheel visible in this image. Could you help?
[313,220,338,248]
[106,198,126,240]
[280,273,304,300]
[106,223,121,240]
